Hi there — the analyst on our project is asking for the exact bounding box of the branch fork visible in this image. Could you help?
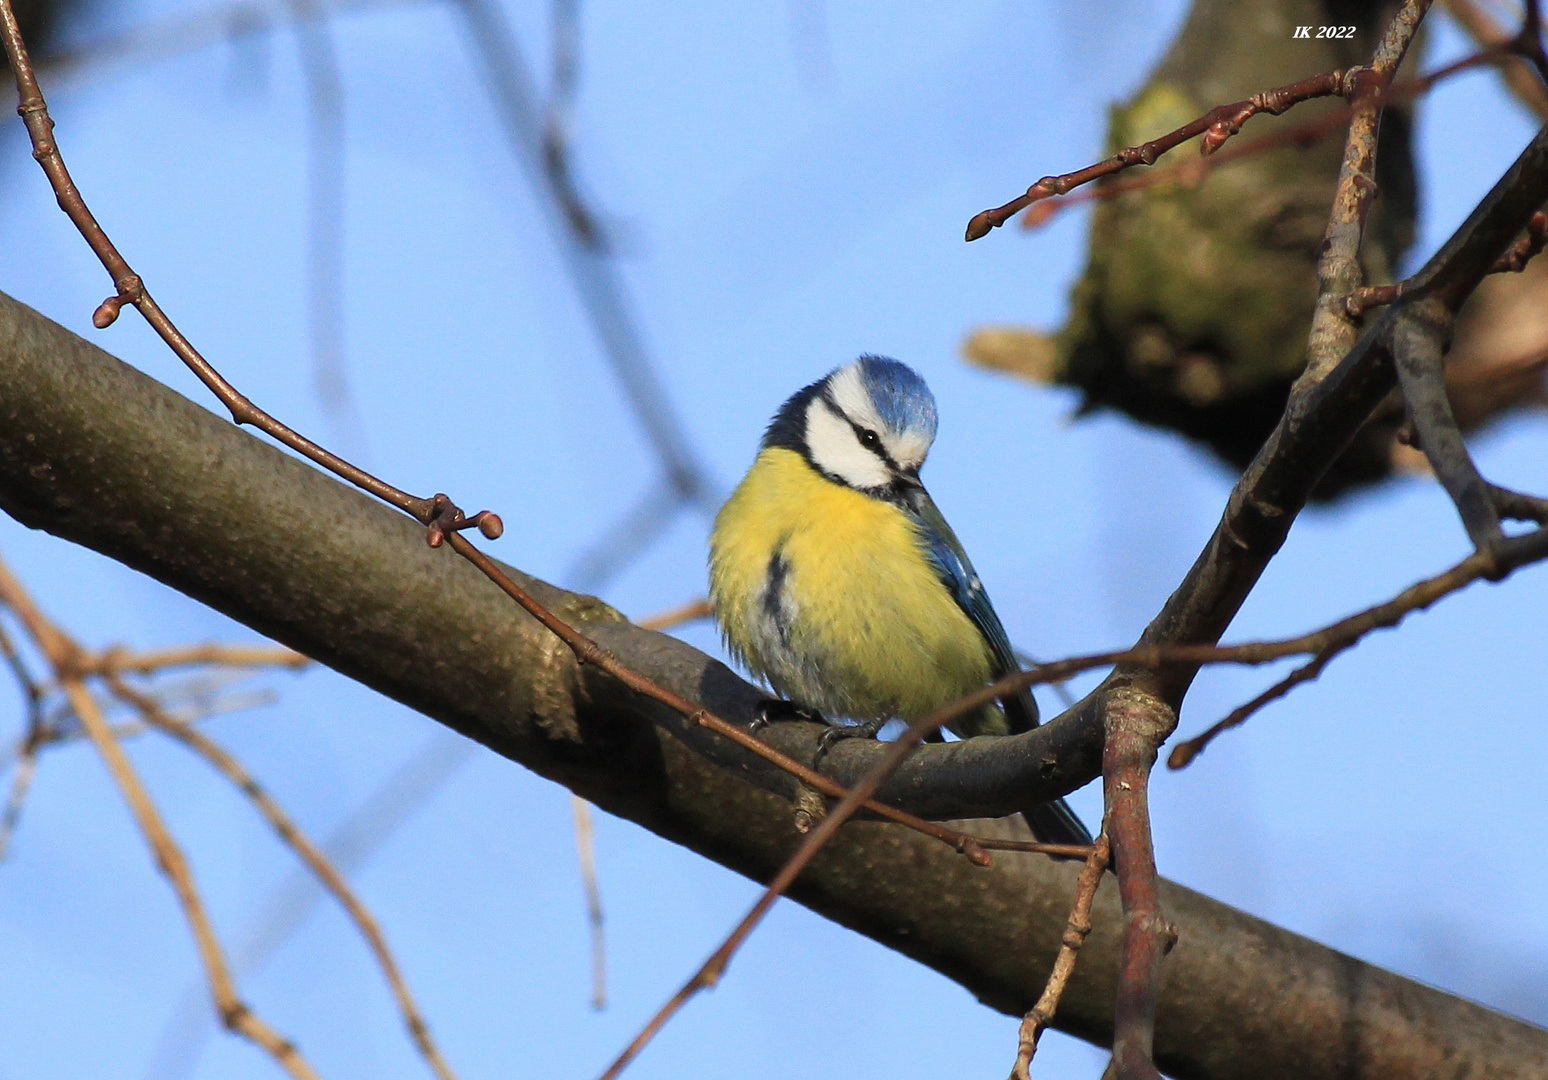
[1391,296,1548,550]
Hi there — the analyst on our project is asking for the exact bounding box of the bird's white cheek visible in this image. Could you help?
[805,402,890,488]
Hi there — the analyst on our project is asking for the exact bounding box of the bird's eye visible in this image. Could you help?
[859,429,881,450]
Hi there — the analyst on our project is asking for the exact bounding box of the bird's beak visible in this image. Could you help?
[894,466,926,499]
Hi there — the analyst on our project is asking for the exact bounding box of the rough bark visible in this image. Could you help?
[1,290,1544,1079]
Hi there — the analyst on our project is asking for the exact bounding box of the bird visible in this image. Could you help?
[708,355,1091,846]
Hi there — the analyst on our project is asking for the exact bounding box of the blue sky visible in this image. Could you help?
[1,3,1544,1078]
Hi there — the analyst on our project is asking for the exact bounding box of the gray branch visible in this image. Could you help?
[0,291,1543,1078]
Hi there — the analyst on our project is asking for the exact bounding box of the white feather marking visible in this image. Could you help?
[825,362,886,432]
[804,397,890,489]
[823,358,933,472]
[887,429,932,471]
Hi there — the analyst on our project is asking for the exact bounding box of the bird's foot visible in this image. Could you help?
[814,716,890,760]
[749,698,826,736]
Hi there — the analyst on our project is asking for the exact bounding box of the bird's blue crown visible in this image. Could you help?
[763,355,937,452]
[853,355,938,440]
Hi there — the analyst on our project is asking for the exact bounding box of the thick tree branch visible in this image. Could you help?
[1,292,1544,1079]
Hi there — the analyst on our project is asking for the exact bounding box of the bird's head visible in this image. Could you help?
[764,355,939,495]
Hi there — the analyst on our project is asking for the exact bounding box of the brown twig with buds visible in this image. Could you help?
[964,69,1354,242]
[1345,209,1548,316]
[1009,833,1110,1080]
[970,38,1507,243]
[0,0,1083,877]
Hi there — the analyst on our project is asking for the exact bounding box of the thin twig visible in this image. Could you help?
[570,793,608,1010]
[965,69,1353,241]
[634,597,713,632]
[1,4,441,520]
[1170,525,1548,767]
[1009,832,1110,1080]
[1488,206,1548,271]
[1441,0,1548,117]
[0,0,1000,869]
[985,43,1494,239]
[1298,0,1433,387]
[288,0,372,459]
[0,721,41,864]
[594,674,1025,1080]
[144,731,480,1080]
[455,0,714,507]
[0,554,323,1080]
[459,0,719,593]
[109,675,461,1080]
[0,735,39,860]
[1344,209,1548,316]
[0,611,43,708]
[95,643,309,676]
[0,614,45,860]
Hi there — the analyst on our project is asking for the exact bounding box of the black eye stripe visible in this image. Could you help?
[845,417,897,470]
[815,394,901,473]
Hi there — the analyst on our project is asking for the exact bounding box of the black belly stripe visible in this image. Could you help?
[763,541,792,647]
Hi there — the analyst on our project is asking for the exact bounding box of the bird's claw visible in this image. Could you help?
[750,698,826,735]
[814,717,889,761]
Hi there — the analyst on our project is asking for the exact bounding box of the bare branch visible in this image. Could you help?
[109,675,462,1080]
[1344,209,1547,316]
[1442,0,1548,118]
[570,793,608,1011]
[1170,523,1548,767]
[5,293,1547,1078]
[985,44,1496,237]
[634,597,713,632]
[1296,0,1433,388]
[0,719,41,862]
[98,643,309,676]
[1009,833,1110,1080]
[1101,692,1176,1080]
[965,69,1353,241]
[0,613,45,860]
[595,672,1055,1080]
[0,554,322,1080]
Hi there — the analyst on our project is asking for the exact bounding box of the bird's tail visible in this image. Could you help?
[1022,798,1093,847]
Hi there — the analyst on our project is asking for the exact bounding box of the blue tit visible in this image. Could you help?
[709,355,1090,846]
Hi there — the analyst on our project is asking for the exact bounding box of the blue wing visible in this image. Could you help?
[906,489,1038,733]
[907,488,1092,846]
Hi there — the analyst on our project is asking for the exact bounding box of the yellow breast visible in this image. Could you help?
[709,447,994,722]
